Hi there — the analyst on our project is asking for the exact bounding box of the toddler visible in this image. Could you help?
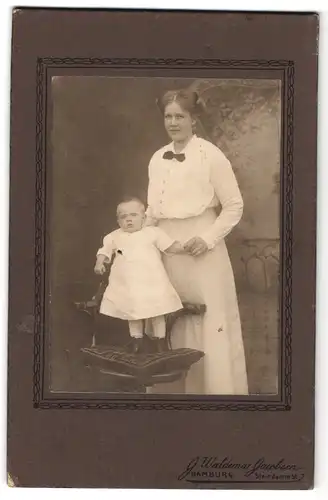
[94,197,184,353]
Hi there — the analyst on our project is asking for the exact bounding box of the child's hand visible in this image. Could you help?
[94,263,106,275]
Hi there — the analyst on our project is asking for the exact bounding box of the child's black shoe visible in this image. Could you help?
[127,338,144,355]
[153,338,168,353]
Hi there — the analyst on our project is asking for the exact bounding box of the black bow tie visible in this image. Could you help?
[163,151,186,162]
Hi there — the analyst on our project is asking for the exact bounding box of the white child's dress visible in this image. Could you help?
[97,226,183,320]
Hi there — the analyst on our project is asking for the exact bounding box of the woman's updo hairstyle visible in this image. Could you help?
[157,89,206,118]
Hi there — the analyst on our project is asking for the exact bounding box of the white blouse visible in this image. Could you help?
[146,135,243,249]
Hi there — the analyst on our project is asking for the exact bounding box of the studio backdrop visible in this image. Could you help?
[49,76,281,394]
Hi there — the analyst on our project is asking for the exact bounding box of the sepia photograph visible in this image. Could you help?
[7,8,320,490]
[48,76,281,396]
[7,8,319,489]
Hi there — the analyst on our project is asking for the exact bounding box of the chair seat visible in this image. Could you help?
[81,345,204,383]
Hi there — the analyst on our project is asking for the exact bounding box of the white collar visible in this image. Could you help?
[168,134,197,154]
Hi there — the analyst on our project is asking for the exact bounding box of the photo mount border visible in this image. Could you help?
[33,57,294,411]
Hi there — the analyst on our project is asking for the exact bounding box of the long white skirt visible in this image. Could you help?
[152,208,248,395]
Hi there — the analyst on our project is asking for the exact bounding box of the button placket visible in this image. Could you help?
[159,169,167,215]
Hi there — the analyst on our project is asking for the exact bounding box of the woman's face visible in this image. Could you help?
[164,101,194,143]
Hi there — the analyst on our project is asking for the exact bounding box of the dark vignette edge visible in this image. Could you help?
[33,58,294,411]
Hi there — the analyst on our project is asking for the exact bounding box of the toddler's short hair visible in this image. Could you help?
[116,196,145,215]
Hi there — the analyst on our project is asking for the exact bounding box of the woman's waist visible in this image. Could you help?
[150,193,218,220]
[158,206,217,222]
[157,208,217,238]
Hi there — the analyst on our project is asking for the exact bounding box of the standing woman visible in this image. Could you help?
[146,89,248,395]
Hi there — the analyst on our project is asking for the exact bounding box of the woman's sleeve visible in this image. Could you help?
[200,147,243,249]
[145,155,159,227]
[96,233,115,262]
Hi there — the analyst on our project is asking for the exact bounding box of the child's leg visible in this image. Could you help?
[151,315,166,339]
[128,320,144,339]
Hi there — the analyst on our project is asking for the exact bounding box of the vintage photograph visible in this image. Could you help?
[49,76,281,396]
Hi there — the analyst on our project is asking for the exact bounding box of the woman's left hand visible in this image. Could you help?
[183,237,208,257]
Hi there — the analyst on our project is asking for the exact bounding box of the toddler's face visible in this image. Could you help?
[117,201,145,233]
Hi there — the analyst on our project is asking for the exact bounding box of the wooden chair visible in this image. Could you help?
[75,272,206,389]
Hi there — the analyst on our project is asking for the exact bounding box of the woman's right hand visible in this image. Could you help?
[183,236,208,257]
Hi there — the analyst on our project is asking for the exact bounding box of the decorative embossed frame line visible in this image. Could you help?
[34,58,294,410]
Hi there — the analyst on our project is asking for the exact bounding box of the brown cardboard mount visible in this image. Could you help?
[8,8,318,489]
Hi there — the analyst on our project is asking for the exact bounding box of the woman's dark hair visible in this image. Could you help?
[157,89,206,118]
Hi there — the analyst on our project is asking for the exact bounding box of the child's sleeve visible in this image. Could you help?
[152,227,176,253]
[96,234,115,262]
